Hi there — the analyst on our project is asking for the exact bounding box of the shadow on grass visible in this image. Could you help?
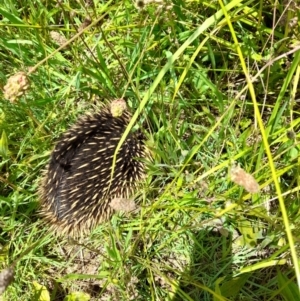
[172,229,235,300]
[171,227,299,301]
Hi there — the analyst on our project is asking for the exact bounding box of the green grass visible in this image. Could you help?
[1,0,300,300]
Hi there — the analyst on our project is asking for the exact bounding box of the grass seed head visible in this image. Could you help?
[3,72,30,103]
[230,165,260,194]
[50,31,68,46]
[110,98,127,117]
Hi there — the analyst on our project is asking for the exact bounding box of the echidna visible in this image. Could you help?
[39,99,146,235]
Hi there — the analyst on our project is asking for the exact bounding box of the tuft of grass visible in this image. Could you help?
[0,0,300,300]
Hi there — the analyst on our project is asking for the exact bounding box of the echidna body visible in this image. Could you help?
[39,99,146,235]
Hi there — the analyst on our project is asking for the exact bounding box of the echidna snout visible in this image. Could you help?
[39,99,146,235]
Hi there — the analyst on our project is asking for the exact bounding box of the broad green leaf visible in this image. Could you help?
[0,8,24,24]
[32,281,50,301]
[277,271,300,301]
[64,292,90,301]
[216,274,250,298]
[238,259,286,275]
[0,131,9,157]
